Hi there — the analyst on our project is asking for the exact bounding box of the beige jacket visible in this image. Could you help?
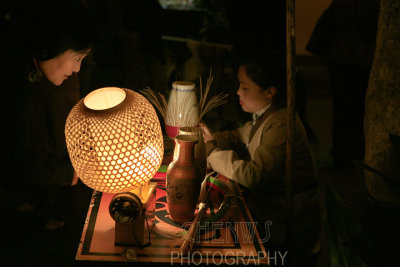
[205,107,320,256]
[206,107,317,194]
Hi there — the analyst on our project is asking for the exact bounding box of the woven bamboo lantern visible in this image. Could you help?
[65,87,164,194]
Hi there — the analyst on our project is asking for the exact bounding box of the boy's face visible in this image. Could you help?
[236,66,274,113]
[38,49,89,86]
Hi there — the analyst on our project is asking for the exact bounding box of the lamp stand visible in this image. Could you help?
[111,182,157,246]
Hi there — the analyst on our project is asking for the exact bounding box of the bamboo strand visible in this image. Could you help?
[199,75,203,111]
[199,68,213,114]
[198,94,229,121]
[178,171,216,254]
[197,69,228,123]
[203,70,214,109]
[179,203,206,254]
[140,88,167,120]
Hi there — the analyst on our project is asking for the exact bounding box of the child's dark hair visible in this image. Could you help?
[238,50,287,108]
[23,0,97,61]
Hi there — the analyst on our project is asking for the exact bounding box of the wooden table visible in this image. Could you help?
[75,165,268,265]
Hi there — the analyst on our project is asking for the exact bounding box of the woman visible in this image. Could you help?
[199,51,320,265]
[4,0,96,230]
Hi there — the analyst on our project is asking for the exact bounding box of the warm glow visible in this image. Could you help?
[65,87,164,193]
[84,87,126,110]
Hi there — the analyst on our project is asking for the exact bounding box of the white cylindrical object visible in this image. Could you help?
[166,81,199,127]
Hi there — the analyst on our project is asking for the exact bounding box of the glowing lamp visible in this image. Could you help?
[65,87,164,245]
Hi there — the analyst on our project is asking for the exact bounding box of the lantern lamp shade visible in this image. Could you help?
[65,87,164,194]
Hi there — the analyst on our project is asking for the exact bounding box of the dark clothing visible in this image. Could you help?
[28,74,80,188]
[2,0,79,188]
[1,0,89,224]
[4,71,80,220]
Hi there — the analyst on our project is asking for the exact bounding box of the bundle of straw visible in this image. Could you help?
[178,202,207,254]
[141,69,229,125]
[140,88,168,121]
[197,69,229,123]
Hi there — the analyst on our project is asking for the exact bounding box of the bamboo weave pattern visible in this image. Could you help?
[65,88,164,193]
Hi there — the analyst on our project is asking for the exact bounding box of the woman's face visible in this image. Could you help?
[38,49,89,86]
[237,66,273,113]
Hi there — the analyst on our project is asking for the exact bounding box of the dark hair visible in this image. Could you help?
[22,0,97,61]
[239,50,287,108]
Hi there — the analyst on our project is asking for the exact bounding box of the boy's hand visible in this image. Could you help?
[199,122,214,143]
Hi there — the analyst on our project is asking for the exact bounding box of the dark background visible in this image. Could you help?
[1,0,398,266]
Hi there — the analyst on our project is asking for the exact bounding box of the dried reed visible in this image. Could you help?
[197,68,229,123]
[141,69,229,126]
[140,87,168,120]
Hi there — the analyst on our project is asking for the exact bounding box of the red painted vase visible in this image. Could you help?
[166,134,202,224]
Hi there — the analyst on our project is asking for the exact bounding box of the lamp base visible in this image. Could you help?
[113,182,157,246]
